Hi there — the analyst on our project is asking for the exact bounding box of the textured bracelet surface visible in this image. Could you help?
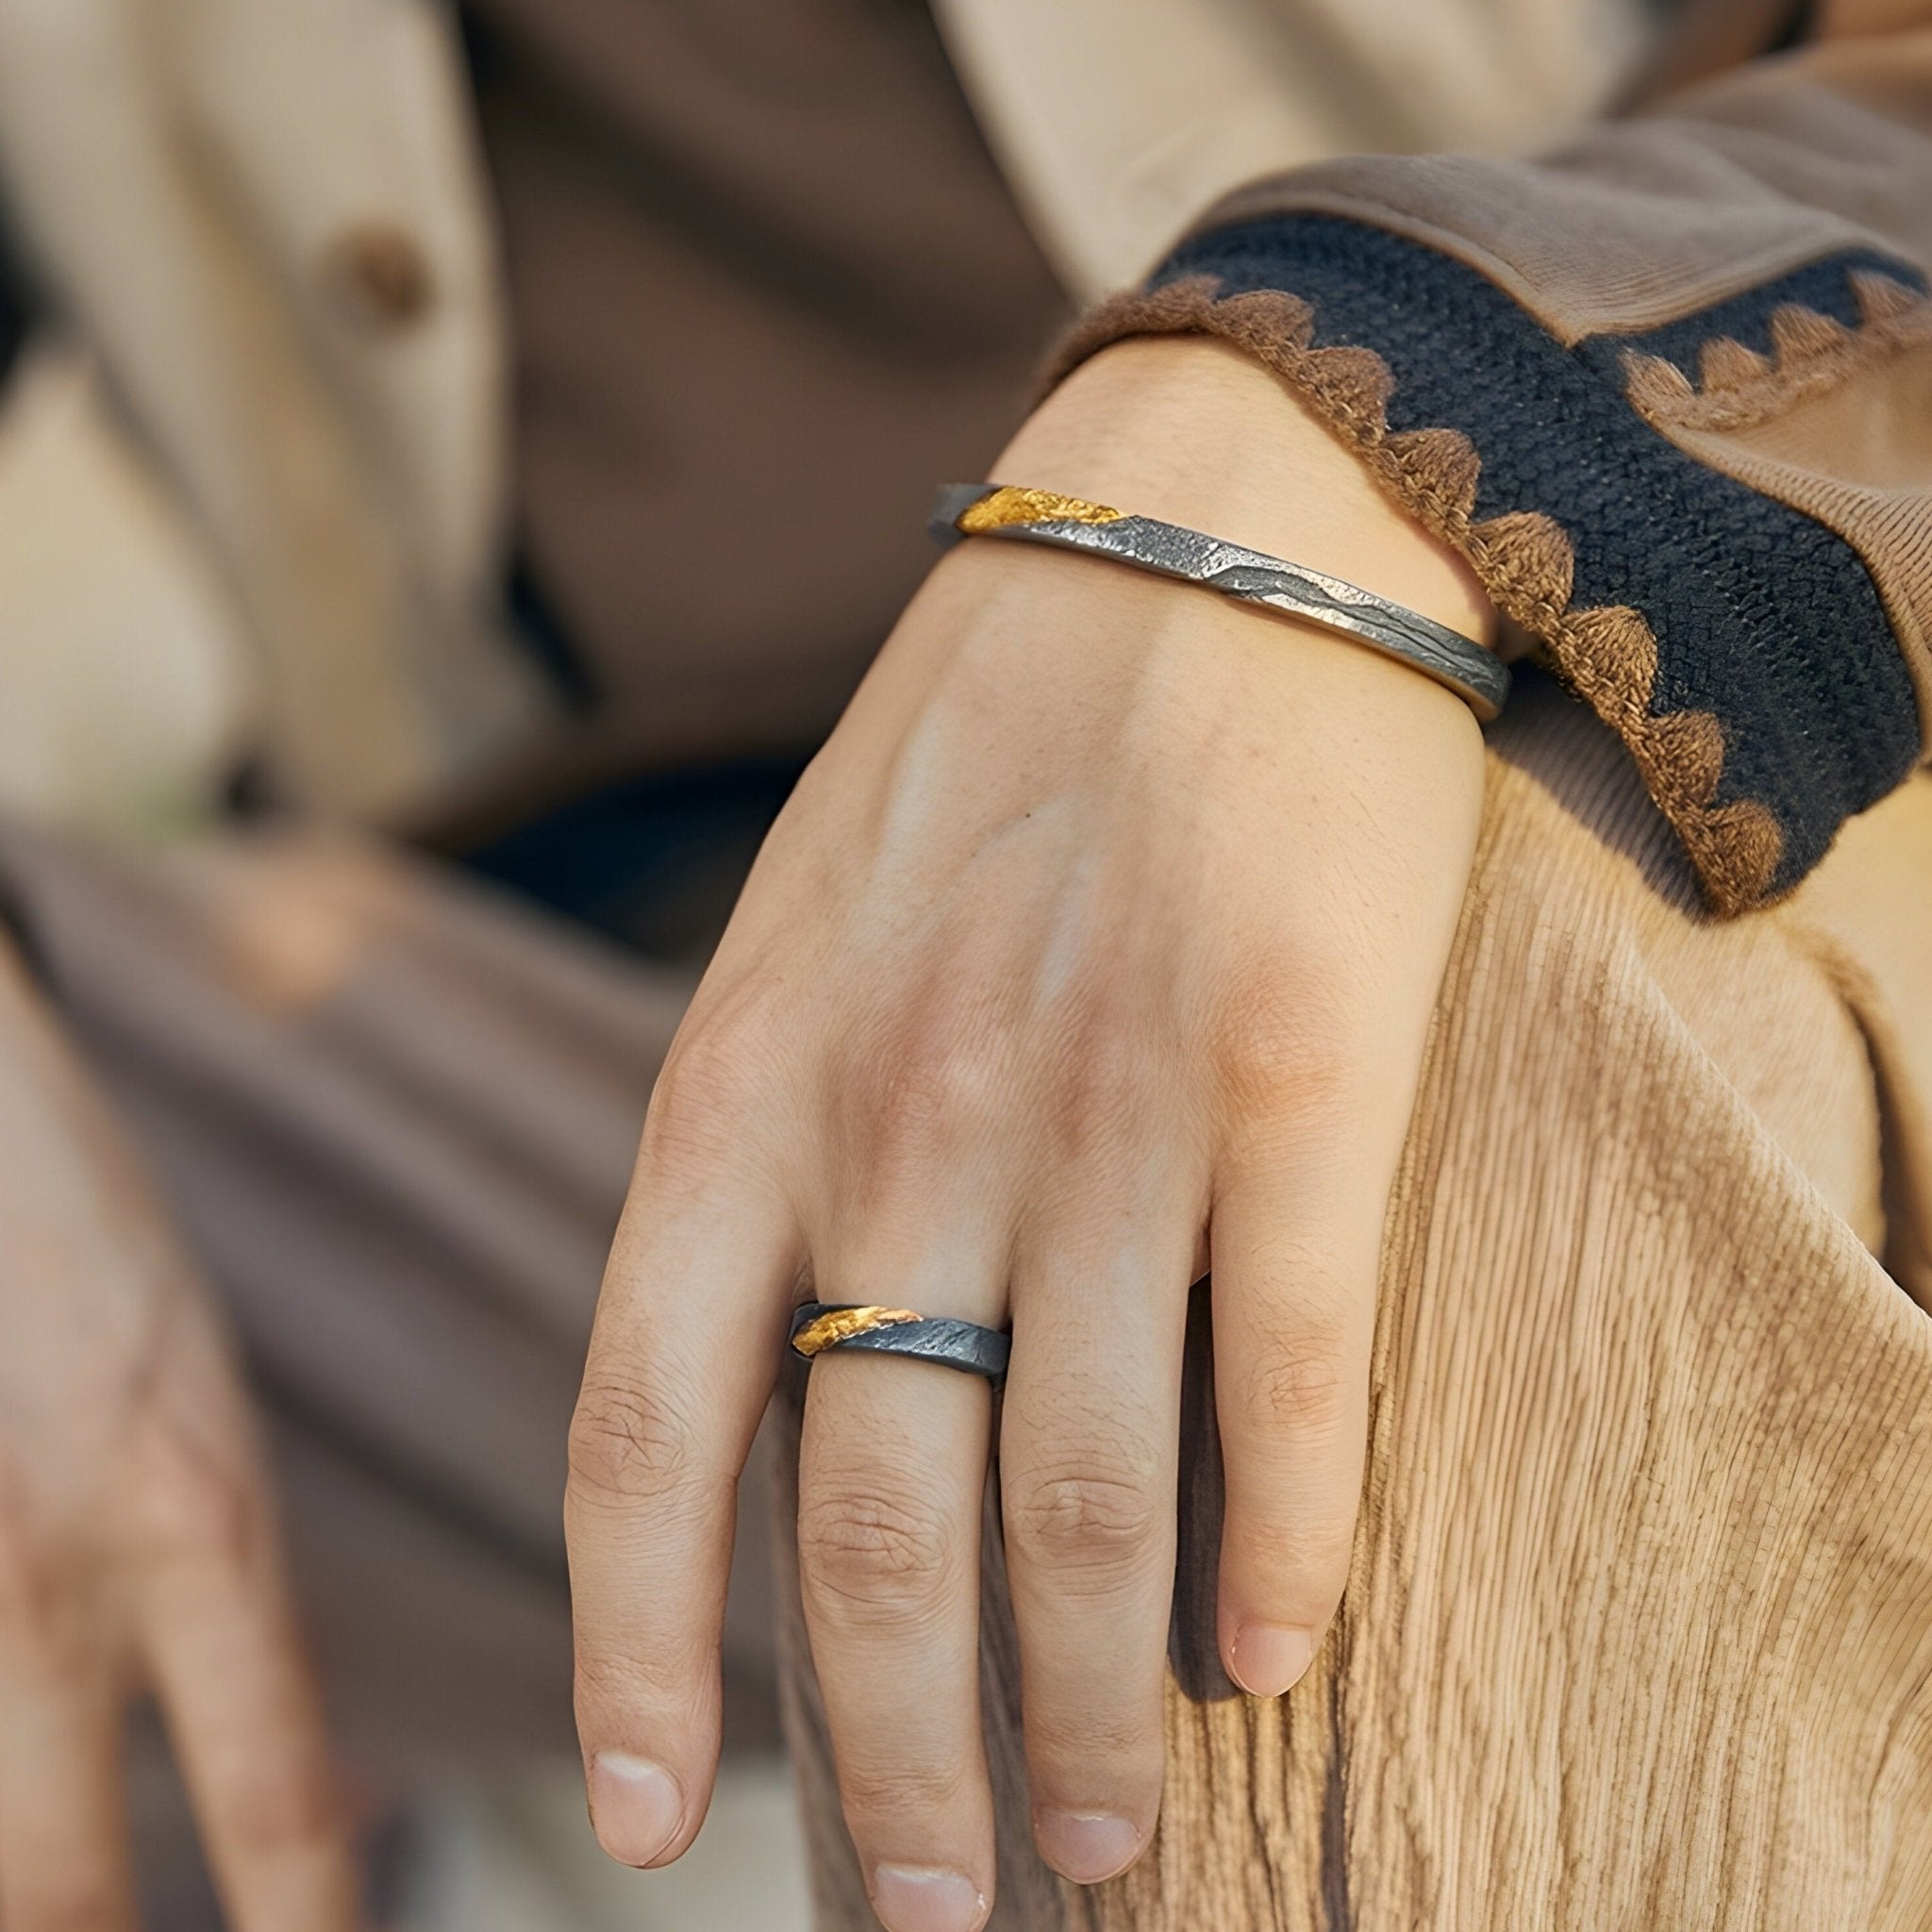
[789,1303,1011,1381]
[931,483,1508,720]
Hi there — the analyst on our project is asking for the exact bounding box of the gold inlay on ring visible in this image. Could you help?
[956,486,1124,535]
[791,1306,924,1357]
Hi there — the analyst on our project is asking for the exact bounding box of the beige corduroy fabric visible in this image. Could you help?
[778,675,1932,1930]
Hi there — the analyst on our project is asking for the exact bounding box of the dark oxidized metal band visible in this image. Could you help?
[789,1303,1011,1382]
[931,483,1509,721]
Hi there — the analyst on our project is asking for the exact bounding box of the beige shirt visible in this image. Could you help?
[0,0,1659,833]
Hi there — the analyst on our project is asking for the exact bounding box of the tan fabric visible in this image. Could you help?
[933,0,1657,299]
[0,0,543,820]
[0,348,253,831]
[1202,55,1932,341]
[782,676,1932,1928]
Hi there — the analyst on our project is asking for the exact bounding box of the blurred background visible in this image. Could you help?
[0,0,1680,1924]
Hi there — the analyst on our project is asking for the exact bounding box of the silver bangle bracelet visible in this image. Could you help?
[930,483,1508,721]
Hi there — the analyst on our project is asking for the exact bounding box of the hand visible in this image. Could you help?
[0,952,360,1930]
[568,338,1491,1928]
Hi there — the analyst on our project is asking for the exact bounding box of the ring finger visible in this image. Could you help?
[795,1248,1003,1932]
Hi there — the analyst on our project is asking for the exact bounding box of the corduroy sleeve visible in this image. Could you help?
[1051,34,1932,914]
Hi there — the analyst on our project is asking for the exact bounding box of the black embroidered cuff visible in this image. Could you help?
[1052,215,1925,914]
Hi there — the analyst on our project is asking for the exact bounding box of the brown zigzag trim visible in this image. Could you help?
[1621,271,1932,434]
[1049,277,1784,914]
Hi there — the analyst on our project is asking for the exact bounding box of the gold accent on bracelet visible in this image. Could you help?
[790,1306,924,1357]
[931,480,1510,720]
[956,486,1124,535]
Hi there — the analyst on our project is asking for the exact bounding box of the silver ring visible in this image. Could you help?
[789,1303,1010,1382]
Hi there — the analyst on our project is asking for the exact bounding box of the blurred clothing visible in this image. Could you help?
[0,350,256,833]
[391,1757,808,1932]
[0,0,533,822]
[783,678,1932,1930]
[0,0,1663,841]
[460,0,1064,795]
[933,0,1653,296]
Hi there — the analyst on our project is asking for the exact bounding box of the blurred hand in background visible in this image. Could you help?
[0,948,360,1932]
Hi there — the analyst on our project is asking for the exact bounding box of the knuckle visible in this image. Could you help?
[0,1465,119,1690]
[130,1412,265,1575]
[1036,993,1167,1170]
[1006,1457,1160,1575]
[644,985,782,1165]
[797,1484,958,1616]
[835,1755,971,1823]
[1243,1327,1355,1440]
[1209,961,1361,1136]
[867,1038,1006,1156]
[841,980,1016,1170]
[1024,1704,1160,1784]
[567,1372,703,1511]
[218,1751,345,1862]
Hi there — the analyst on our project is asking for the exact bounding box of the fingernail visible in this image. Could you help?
[870,1862,988,1932]
[588,1753,685,1866]
[1230,1623,1316,1697]
[1034,1808,1141,1884]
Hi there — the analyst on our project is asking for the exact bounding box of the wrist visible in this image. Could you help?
[992,338,1497,652]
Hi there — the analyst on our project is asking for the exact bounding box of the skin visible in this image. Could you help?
[568,336,1494,1930]
[0,947,360,1932]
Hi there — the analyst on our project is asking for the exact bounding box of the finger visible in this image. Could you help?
[1209,1141,1383,1699]
[795,1257,1000,1932]
[568,1080,800,1872]
[0,1631,138,1931]
[138,1478,360,1932]
[998,1208,1192,1886]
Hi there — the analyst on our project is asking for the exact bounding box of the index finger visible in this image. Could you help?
[567,1132,800,1871]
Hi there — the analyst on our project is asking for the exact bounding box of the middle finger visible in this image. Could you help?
[998,1195,1193,1886]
